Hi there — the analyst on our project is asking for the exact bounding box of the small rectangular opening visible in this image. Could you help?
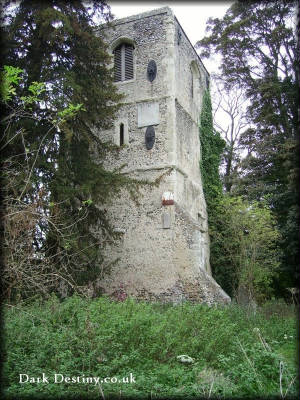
[120,123,124,146]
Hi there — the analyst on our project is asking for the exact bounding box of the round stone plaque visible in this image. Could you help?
[145,126,155,150]
[147,60,157,82]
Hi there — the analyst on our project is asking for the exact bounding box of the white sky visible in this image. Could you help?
[108,1,232,74]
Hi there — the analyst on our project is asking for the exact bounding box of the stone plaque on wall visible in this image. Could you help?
[137,102,159,128]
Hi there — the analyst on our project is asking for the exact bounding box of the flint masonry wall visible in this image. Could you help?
[95,7,230,304]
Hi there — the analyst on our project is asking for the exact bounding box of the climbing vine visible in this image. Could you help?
[199,89,225,212]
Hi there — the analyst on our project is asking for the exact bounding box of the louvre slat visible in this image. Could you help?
[125,69,133,80]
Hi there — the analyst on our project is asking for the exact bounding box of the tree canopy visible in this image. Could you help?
[0,1,138,299]
[197,0,299,294]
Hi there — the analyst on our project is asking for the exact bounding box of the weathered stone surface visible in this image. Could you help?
[138,102,160,127]
[162,212,171,229]
[95,7,230,305]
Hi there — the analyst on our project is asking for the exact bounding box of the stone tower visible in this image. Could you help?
[96,7,230,304]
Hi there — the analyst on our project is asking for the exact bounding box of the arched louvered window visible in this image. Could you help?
[114,43,134,82]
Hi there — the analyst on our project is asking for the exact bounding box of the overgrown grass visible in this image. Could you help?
[2,295,299,399]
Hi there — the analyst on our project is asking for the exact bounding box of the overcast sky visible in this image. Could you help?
[108,1,232,74]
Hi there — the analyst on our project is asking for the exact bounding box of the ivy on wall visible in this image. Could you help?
[199,90,231,294]
[199,90,225,213]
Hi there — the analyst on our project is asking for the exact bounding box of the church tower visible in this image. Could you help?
[96,7,230,304]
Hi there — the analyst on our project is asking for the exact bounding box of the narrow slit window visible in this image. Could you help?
[119,123,124,146]
[114,43,134,82]
[190,61,201,108]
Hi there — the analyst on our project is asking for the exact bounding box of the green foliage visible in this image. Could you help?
[0,2,143,298]
[210,196,281,303]
[1,66,98,299]
[199,90,225,211]
[0,65,23,102]
[198,90,282,303]
[3,296,298,398]
[197,1,299,295]
[55,103,86,126]
[20,81,46,106]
